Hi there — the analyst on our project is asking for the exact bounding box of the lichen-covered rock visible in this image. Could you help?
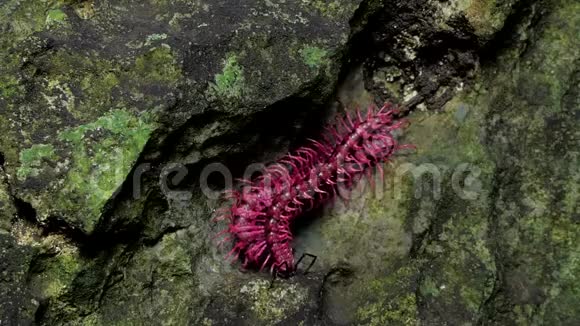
[0,0,362,234]
[0,168,15,233]
[476,2,579,323]
[430,0,521,40]
[311,0,579,324]
[95,230,198,325]
[1,0,577,325]
[204,277,319,325]
[0,234,37,325]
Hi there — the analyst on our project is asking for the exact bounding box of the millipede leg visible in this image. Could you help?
[269,268,278,289]
[294,253,317,275]
[269,262,290,289]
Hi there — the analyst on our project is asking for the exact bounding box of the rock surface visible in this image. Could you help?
[0,234,37,325]
[0,0,578,325]
[1,0,358,234]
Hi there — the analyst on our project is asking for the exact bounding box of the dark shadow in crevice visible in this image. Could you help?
[34,300,49,325]
[13,193,143,257]
[13,196,38,224]
[159,95,334,192]
[291,204,326,239]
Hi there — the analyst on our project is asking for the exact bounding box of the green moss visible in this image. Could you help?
[46,8,67,26]
[419,276,440,297]
[299,45,329,69]
[152,232,193,274]
[356,265,419,326]
[56,109,155,232]
[0,75,21,99]
[1,10,184,233]
[208,54,245,100]
[39,250,83,298]
[17,144,58,180]
[239,279,307,324]
[78,314,102,326]
[0,4,28,101]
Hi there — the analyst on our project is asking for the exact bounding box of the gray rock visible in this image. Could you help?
[0,235,37,325]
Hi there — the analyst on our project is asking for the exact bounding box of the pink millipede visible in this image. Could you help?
[215,103,413,276]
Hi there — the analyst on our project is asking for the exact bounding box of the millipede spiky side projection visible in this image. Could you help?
[214,103,412,276]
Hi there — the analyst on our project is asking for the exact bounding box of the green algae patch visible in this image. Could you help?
[240,279,308,324]
[356,265,419,326]
[17,144,58,181]
[55,109,155,232]
[78,69,120,119]
[299,45,329,69]
[46,8,67,27]
[208,54,245,100]
[3,43,173,234]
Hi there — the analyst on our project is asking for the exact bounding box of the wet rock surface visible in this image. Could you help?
[0,0,578,325]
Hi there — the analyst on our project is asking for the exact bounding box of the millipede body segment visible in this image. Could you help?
[215,103,412,276]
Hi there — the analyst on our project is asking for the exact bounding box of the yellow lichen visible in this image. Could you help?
[239,279,307,324]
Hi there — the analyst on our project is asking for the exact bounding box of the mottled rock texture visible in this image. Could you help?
[1,0,362,235]
[0,0,578,325]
